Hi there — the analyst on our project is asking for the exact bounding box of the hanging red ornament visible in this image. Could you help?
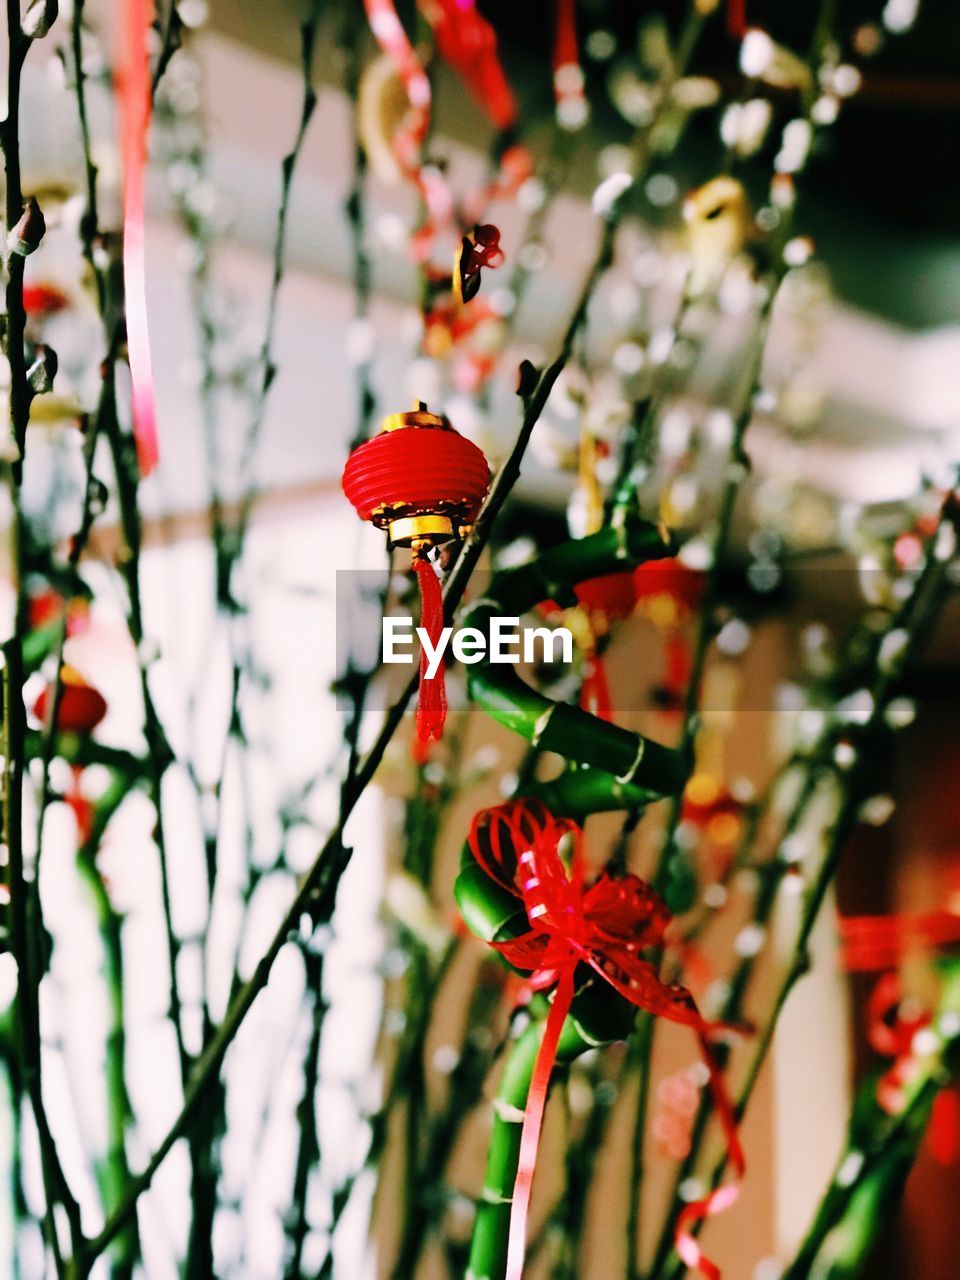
[634,557,705,712]
[453,224,504,305]
[421,0,518,131]
[33,665,108,735]
[117,0,159,477]
[341,403,490,751]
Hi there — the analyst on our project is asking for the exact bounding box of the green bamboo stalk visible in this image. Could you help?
[468,989,636,1280]
[782,959,960,1280]
[462,514,684,798]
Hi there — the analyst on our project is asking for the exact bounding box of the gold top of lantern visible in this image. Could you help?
[380,400,447,434]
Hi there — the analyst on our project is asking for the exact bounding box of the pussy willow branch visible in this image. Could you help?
[383,728,472,1278]
[80,103,648,1257]
[623,279,783,1280]
[1,6,85,1270]
[82,2,717,1258]
[282,944,326,1278]
[341,4,375,452]
[235,4,321,527]
[32,408,107,903]
[632,5,849,1258]
[69,3,194,1091]
[652,499,956,1280]
[150,0,183,98]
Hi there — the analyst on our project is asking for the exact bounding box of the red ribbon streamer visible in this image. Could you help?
[364,0,453,263]
[727,0,748,38]
[119,0,159,477]
[414,557,447,750]
[553,0,579,79]
[468,800,744,1280]
[552,0,585,118]
[839,910,960,972]
[423,0,518,130]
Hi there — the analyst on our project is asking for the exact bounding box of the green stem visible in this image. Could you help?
[76,813,140,1275]
[462,515,684,798]
[626,1014,654,1280]
[783,961,960,1280]
[468,998,631,1280]
[2,6,84,1267]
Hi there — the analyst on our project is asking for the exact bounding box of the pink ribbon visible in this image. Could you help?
[119,0,159,476]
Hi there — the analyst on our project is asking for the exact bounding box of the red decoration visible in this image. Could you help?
[634,557,705,711]
[341,404,490,749]
[33,666,108,735]
[633,557,706,617]
[364,0,454,269]
[839,910,960,972]
[552,0,586,122]
[727,0,748,38]
[867,973,929,1115]
[422,0,518,130]
[575,570,638,620]
[453,224,505,304]
[118,0,159,476]
[28,589,91,635]
[66,767,96,846]
[468,799,744,1280]
[682,774,743,849]
[23,283,69,317]
[929,1088,960,1167]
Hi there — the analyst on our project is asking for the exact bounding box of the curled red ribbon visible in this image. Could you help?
[364,0,453,263]
[468,800,744,1279]
[118,0,159,477]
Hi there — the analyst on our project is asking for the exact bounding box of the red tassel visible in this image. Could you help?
[415,557,446,749]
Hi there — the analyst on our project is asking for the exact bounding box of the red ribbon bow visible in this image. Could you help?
[468,799,744,1280]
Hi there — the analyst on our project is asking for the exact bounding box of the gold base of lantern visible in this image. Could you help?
[388,514,455,546]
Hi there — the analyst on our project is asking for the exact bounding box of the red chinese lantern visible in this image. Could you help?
[634,557,706,712]
[33,665,107,735]
[341,403,490,750]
